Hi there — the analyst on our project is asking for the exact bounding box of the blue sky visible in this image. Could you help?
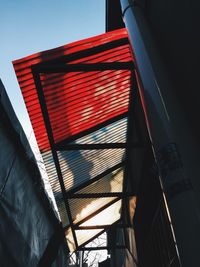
[0,0,105,136]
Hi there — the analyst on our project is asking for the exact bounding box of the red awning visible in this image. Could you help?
[13,28,136,251]
[14,29,133,152]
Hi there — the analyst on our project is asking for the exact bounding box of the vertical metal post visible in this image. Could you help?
[120,0,200,266]
[106,0,125,32]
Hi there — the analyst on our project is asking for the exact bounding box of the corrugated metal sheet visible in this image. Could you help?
[71,118,128,145]
[57,148,125,191]
[80,199,122,227]
[75,229,103,247]
[40,70,130,144]
[13,28,134,251]
[76,167,124,194]
[13,29,132,152]
[71,199,122,247]
[69,197,117,225]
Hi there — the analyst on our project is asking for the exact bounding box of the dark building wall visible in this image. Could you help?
[106,0,125,31]
[0,80,67,267]
[145,0,200,139]
[108,1,200,265]
[141,0,200,224]
[121,0,200,266]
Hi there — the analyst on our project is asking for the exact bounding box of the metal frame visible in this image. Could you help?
[32,37,129,67]
[30,38,140,251]
[67,161,126,195]
[54,112,128,145]
[78,246,126,251]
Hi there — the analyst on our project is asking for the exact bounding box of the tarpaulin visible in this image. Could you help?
[0,80,67,266]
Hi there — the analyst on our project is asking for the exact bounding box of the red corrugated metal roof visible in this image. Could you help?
[13,29,133,152]
[13,28,135,251]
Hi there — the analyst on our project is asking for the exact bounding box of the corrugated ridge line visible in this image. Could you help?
[75,229,103,247]
[49,106,129,143]
[70,118,127,144]
[74,127,127,145]
[14,29,131,153]
[46,87,130,121]
[11,29,133,251]
[16,71,130,150]
[49,103,129,136]
[16,49,131,85]
[78,199,122,228]
[15,44,130,80]
[42,71,130,103]
[57,152,124,183]
[75,168,124,194]
[70,44,131,64]
[70,197,117,224]
[20,68,127,97]
[40,69,129,95]
[47,93,129,125]
[13,28,128,69]
[42,102,127,134]
[57,149,125,190]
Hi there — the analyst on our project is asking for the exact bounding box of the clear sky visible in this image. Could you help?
[0,0,105,138]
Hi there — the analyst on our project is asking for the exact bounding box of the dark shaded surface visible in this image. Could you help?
[145,0,200,139]
[99,258,111,267]
[133,146,180,267]
[0,80,67,267]
[106,0,125,32]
